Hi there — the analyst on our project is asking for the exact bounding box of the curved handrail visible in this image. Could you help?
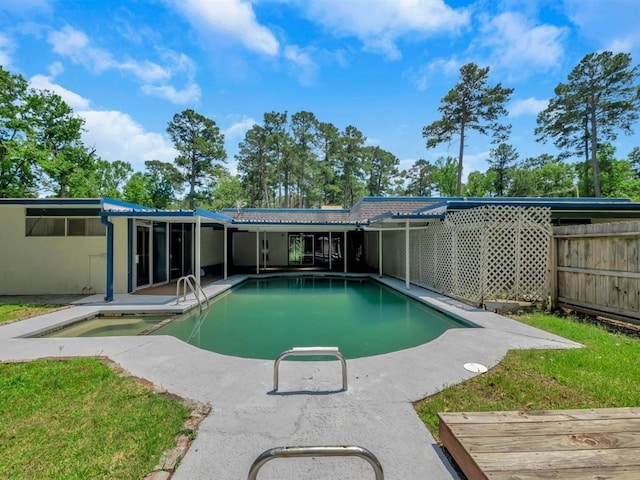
[273,347,347,391]
[175,274,210,312]
[247,445,383,480]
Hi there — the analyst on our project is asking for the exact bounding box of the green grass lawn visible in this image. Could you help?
[0,358,193,479]
[415,311,640,442]
[0,304,59,324]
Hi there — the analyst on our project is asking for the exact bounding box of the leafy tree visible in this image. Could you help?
[509,154,576,197]
[68,159,132,198]
[627,147,640,178]
[465,170,495,197]
[290,111,319,207]
[432,156,458,197]
[337,125,366,207]
[316,121,341,205]
[236,124,270,207]
[487,143,518,196]
[144,160,182,209]
[363,146,400,196]
[0,67,38,197]
[536,51,640,197]
[123,172,153,206]
[263,111,291,207]
[423,63,513,196]
[405,159,435,196]
[27,90,92,197]
[167,109,226,209]
[204,171,247,211]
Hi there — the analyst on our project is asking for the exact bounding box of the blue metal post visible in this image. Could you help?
[101,216,114,301]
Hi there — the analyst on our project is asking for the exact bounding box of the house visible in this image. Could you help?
[2,196,640,303]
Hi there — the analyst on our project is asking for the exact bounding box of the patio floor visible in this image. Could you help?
[0,275,582,480]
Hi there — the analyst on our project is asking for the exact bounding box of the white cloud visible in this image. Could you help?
[222,117,256,142]
[480,12,567,74]
[24,74,176,170]
[564,0,640,54]
[284,45,319,86]
[47,26,200,104]
[167,0,280,56]
[463,150,491,180]
[398,157,417,174]
[0,0,52,14]
[0,33,14,68]
[292,0,470,60]
[47,61,64,77]
[79,110,178,170]
[48,26,167,79]
[118,59,171,83]
[141,82,201,104]
[28,74,91,110]
[509,97,548,117]
[406,57,461,91]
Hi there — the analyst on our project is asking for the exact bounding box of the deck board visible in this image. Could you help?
[439,408,640,480]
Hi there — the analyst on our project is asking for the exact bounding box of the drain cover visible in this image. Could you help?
[464,362,488,373]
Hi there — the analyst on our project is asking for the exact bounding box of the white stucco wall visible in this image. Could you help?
[232,231,288,266]
[0,205,108,295]
[201,228,224,266]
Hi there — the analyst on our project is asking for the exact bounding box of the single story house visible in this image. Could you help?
[2,196,640,302]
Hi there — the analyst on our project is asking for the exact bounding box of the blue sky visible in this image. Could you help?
[1,0,640,183]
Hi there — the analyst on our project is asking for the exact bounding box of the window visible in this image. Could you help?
[26,216,105,237]
[68,218,106,236]
[25,217,65,236]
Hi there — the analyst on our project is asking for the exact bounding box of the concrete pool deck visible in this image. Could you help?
[0,275,581,480]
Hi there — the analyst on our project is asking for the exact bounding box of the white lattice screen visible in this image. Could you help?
[380,206,551,305]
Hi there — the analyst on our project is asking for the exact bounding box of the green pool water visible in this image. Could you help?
[152,276,476,359]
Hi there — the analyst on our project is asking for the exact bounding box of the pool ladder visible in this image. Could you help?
[248,349,383,477]
[175,274,209,312]
[248,445,384,479]
[273,346,348,392]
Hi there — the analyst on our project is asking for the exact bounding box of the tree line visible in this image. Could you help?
[1,50,639,208]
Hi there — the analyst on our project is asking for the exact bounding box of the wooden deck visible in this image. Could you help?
[439,407,640,479]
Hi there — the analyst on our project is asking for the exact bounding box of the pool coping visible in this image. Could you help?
[0,274,582,480]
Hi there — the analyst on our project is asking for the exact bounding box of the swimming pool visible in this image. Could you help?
[151,276,476,359]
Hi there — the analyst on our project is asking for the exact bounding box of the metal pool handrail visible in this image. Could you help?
[273,346,347,391]
[175,274,209,312]
[247,445,384,480]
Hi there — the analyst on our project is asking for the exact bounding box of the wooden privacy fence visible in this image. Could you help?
[553,221,640,323]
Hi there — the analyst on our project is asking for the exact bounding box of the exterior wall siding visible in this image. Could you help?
[201,228,224,266]
[0,205,108,295]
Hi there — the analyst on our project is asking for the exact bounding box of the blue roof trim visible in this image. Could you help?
[446,199,640,210]
[357,196,441,202]
[369,211,445,222]
[194,208,234,222]
[389,213,445,220]
[0,198,102,205]
[455,196,631,204]
[101,210,196,218]
[232,221,360,226]
[101,208,233,223]
[368,211,393,222]
[222,208,350,213]
[415,200,450,213]
[101,197,153,211]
